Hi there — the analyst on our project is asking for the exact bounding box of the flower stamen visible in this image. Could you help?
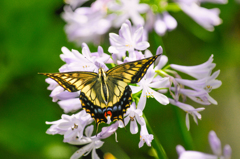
[130,116,135,121]
[204,85,212,92]
[71,123,78,130]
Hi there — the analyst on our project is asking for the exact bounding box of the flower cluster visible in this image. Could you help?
[62,0,227,45]
[44,21,222,158]
[177,130,232,159]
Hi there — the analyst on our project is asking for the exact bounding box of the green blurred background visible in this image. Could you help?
[0,0,239,158]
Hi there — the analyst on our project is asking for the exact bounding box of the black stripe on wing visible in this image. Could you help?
[39,72,98,92]
[106,54,161,84]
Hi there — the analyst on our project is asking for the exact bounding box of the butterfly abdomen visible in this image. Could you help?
[98,68,109,103]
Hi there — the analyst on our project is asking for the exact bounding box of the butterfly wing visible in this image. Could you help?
[40,71,108,122]
[39,72,98,92]
[103,55,160,123]
[106,54,160,83]
[106,77,132,122]
[80,74,131,125]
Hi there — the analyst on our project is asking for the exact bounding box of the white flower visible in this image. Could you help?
[60,44,110,73]
[131,65,169,110]
[170,55,221,105]
[58,98,82,113]
[69,125,104,159]
[120,102,145,134]
[154,12,177,36]
[175,70,222,105]
[177,131,232,159]
[123,50,145,62]
[62,6,112,45]
[169,99,205,130]
[46,78,79,102]
[139,122,154,148]
[65,0,89,9]
[96,121,119,140]
[69,122,119,159]
[46,110,94,142]
[110,0,149,27]
[108,20,150,55]
[198,0,228,3]
[179,3,222,31]
[170,55,216,79]
[177,0,227,5]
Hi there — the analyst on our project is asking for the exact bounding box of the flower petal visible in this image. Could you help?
[179,151,218,159]
[135,41,150,50]
[150,88,169,105]
[85,125,94,137]
[209,131,222,156]
[130,120,138,134]
[137,88,147,110]
[70,143,93,159]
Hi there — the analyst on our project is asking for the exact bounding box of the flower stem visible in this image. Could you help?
[143,115,168,159]
[172,106,195,150]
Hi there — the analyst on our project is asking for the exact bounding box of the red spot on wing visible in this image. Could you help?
[104,111,112,118]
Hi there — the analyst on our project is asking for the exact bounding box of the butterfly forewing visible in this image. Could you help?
[39,72,98,92]
[106,54,160,83]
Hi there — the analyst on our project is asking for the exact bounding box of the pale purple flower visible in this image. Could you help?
[46,110,94,142]
[123,50,145,62]
[62,6,112,45]
[139,122,154,148]
[69,122,119,159]
[110,0,149,27]
[177,0,227,5]
[170,55,216,79]
[60,44,110,73]
[154,12,177,36]
[47,81,64,102]
[175,70,222,105]
[45,78,58,90]
[69,125,104,159]
[198,0,228,3]
[46,78,79,102]
[131,65,169,110]
[96,121,119,139]
[177,131,232,159]
[65,0,89,9]
[119,102,145,134]
[179,3,222,31]
[108,20,150,55]
[154,55,169,71]
[169,99,205,130]
[58,98,82,113]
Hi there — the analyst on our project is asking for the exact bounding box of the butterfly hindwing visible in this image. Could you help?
[106,54,160,83]
[80,76,132,124]
[39,72,98,92]
[106,77,132,122]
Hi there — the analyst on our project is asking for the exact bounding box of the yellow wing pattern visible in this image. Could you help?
[39,72,98,92]
[106,54,160,83]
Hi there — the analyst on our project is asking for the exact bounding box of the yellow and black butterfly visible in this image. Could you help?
[40,54,161,129]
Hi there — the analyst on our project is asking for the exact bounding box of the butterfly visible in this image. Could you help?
[40,54,161,130]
